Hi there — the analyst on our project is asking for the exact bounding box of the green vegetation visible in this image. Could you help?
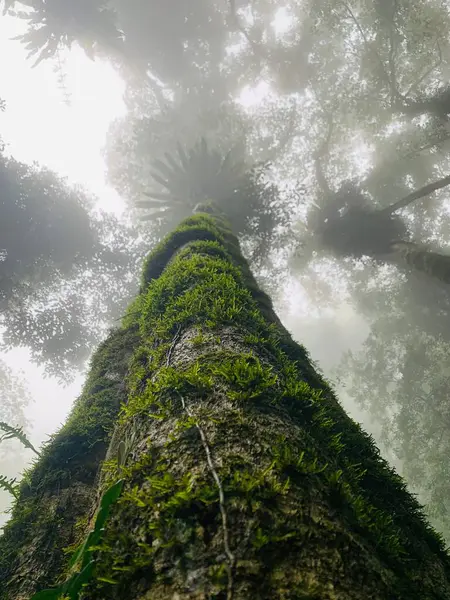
[0,209,450,600]
[0,422,40,500]
[2,210,450,598]
[0,324,140,599]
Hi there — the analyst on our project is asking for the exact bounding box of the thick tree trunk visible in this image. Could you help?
[391,241,450,285]
[2,210,450,599]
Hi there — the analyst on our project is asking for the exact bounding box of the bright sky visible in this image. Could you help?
[0,14,126,210]
[0,15,126,450]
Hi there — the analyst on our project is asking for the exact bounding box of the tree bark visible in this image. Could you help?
[2,209,450,599]
[381,173,450,215]
[391,241,450,285]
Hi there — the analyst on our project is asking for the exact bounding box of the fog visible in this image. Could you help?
[1,0,450,549]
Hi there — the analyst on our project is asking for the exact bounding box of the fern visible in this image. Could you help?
[0,474,19,499]
[0,421,40,456]
[31,479,124,599]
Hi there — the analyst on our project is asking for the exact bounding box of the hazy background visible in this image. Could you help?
[1,0,449,542]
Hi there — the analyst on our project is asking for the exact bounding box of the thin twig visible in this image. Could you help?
[387,1,398,104]
[166,326,182,367]
[178,393,235,600]
[312,110,333,199]
[340,1,394,95]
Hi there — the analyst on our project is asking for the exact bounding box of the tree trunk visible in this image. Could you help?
[380,173,450,215]
[391,241,450,285]
[2,209,450,599]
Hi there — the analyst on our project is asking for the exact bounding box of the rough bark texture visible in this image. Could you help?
[1,209,450,599]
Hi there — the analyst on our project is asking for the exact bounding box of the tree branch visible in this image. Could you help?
[340,2,391,92]
[228,0,268,58]
[381,173,450,215]
[313,111,333,200]
[387,0,399,104]
[264,103,301,162]
[403,40,442,100]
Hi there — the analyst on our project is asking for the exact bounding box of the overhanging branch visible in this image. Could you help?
[381,173,450,215]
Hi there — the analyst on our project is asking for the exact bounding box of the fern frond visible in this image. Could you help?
[0,474,19,499]
[0,422,40,456]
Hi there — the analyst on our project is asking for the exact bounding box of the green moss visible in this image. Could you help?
[0,325,141,599]
[4,210,450,599]
[84,211,450,598]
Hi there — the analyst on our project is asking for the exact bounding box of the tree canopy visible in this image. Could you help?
[0,147,143,380]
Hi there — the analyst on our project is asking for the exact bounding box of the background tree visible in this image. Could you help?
[0,148,144,380]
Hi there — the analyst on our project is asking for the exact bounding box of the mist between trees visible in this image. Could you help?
[2,0,450,597]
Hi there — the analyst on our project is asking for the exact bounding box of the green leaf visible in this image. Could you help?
[148,171,176,192]
[0,421,40,455]
[152,158,177,180]
[163,152,185,177]
[176,142,189,169]
[28,590,61,600]
[65,561,95,596]
[68,479,124,570]
[0,475,18,499]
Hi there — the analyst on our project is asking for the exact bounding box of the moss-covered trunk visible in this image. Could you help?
[2,209,450,599]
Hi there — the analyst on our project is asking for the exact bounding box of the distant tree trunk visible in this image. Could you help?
[390,241,450,285]
[381,173,450,215]
[2,208,450,599]
[399,88,450,119]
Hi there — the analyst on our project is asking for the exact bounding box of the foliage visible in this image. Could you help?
[136,137,295,270]
[0,323,140,598]
[0,420,39,501]
[0,151,142,379]
[0,359,31,430]
[4,0,123,65]
[0,422,39,456]
[339,321,450,540]
[0,359,33,511]
[30,479,124,600]
[0,373,36,502]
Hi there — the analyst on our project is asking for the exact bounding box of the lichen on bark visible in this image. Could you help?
[2,210,450,599]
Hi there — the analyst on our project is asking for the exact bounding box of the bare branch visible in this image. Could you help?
[381,173,450,215]
[264,103,302,162]
[313,111,334,199]
[340,2,390,89]
[387,8,398,103]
